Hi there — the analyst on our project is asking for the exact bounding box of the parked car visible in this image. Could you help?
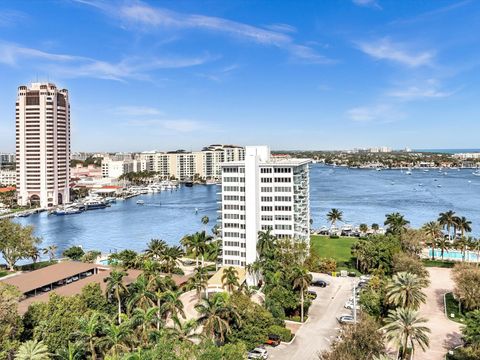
[312,279,328,287]
[265,334,281,347]
[308,290,317,299]
[42,286,51,292]
[72,276,79,282]
[248,347,269,359]
[337,315,355,324]
[85,271,93,277]
[66,278,73,284]
[344,301,360,310]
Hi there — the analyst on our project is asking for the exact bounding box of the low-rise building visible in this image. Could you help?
[0,170,16,186]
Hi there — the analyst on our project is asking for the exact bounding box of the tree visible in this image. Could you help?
[195,293,239,342]
[161,246,184,274]
[160,290,185,321]
[222,267,240,293]
[257,230,276,259]
[381,308,430,360]
[359,223,368,236]
[292,267,312,323]
[145,239,167,261]
[81,250,101,263]
[0,219,41,271]
[76,312,101,360]
[188,266,209,300]
[435,236,450,260]
[371,223,380,234]
[130,306,159,346]
[127,274,155,312]
[201,216,209,233]
[452,263,480,311]
[62,246,84,261]
[326,208,343,229]
[463,309,480,345]
[392,253,428,279]
[384,213,409,236]
[181,232,207,267]
[104,270,128,324]
[438,210,457,242]
[0,283,23,360]
[98,318,131,358]
[386,272,428,310]
[421,221,442,260]
[42,245,57,262]
[14,340,50,360]
[168,315,201,342]
[54,342,83,360]
[457,216,473,261]
[319,316,386,360]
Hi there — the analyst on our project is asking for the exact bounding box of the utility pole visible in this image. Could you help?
[353,280,357,324]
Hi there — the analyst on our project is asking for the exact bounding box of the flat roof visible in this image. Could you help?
[221,158,311,167]
[1,262,97,294]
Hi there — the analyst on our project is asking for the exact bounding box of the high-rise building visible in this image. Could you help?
[219,146,311,267]
[16,83,70,207]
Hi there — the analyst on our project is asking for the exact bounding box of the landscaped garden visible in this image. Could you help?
[310,235,358,273]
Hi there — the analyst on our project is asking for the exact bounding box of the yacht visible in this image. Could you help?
[84,199,107,210]
[473,170,480,177]
[405,169,412,175]
[136,200,145,205]
[55,208,82,216]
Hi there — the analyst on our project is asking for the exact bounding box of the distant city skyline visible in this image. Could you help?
[1,0,480,152]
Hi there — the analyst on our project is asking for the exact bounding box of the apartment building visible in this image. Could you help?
[16,83,70,207]
[0,170,16,186]
[0,153,15,166]
[101,158,134,178]
[135,145,245,181]
[219,146,311,267]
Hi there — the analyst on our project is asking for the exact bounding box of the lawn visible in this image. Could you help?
[444,292,467,323]
[310,235,358,273]
[0,270,10,278]
[422,259,456,268]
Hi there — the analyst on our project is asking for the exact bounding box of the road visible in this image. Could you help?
[415,267,462,360]
[269,274,354,360]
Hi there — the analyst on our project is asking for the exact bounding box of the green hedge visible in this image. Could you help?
[422,259,455,268]
[18,260,57,271]
[267,325,292,342]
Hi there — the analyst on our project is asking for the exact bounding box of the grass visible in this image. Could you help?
[422,259,456,268]
[445,292,467,323]
[0,270,10,278]
[310,235,359,273]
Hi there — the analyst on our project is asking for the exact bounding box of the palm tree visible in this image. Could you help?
[145,239,167,260]
[221,266,239,293]
[435,236,450,260]
[188,266,209,300]
[384,213,410,235]
[386,272,428,310]
[28,247,40,265]
[293,267,312,323]
[160,290,185,320]
[257,229,276,259]
[438,210,457,242]
[453,237,468,262]
[421,221,442,260]
[15,340,50,360]
[76,312,101,360]
[195,293,240,342]
[201,215,209,233]
[104,270,128,324]
[99,319,131,358]
[161,246,184,274]
[381,308,430,360]
[54,342,82,360]
[127,274,156,312]
[371,223,380,234]
[42,245,57,262]
[326,208,343,230]
[151,275,175,330]
[130,306,159,346]
[168,315,201,342]
[181,232,210,267]
[359,223,368,236]
[457,216,472,248]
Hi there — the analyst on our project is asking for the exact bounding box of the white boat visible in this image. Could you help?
[473,170,480,177]
[136,200,145,205]
[84,199,107,210]
[405,170,412,175]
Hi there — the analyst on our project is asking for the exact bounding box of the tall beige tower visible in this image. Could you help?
[16,83,70,208]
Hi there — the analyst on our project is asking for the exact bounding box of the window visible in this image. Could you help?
[275,206,292,211]
[261,187,272,192]
[274,196,292,202]
[261,196,272,202]
[261,168,272,173]
[274,177,291,183]
[274,167,291,173]
[261,177,273,183]
[261,206,273,211]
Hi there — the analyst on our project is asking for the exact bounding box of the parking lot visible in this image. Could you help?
[268,273,356,360]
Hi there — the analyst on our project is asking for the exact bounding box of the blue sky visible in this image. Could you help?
[1,0,480,152]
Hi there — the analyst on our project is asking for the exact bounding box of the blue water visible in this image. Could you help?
[428,249,479,262]
[12,164,480,258]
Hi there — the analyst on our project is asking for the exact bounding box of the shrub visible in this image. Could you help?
[62,246,85,261]
[318,258,337,273]
[267,325,292,342]
[329,234,340,239]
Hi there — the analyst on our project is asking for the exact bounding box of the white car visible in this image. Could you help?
[248,348,268,359]
[344,301,360,310]
[337,315,355,324]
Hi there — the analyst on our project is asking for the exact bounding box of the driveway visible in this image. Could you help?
[415,267,463,360]
[269,274,355,360]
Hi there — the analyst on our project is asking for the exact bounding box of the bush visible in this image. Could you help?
[62,246,85,261]
[329,235,340,239]
[267,325,292,342]
[19,260,56,271]
[318,258,337,273]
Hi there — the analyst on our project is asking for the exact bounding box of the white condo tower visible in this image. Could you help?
[16,83,70,208]
[219,145,311,267]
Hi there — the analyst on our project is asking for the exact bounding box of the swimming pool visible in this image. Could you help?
[428,249,479,262]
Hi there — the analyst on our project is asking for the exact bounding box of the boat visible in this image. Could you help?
[136,200,145,205]
[17,213,31,218]
[473,170,480,177]
[54,208,82,216]
[405,170,412,175]
[84,199,107,210]
[184,181,193,187]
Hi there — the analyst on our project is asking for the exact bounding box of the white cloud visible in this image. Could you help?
[356,38,434,67]
[387,79,457,100]
[113,106,163,116]
[126,118,203,132]
[0,41,213,81]
[76,0,331,64]
[352,0,382,9]
[347,104,404,122]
